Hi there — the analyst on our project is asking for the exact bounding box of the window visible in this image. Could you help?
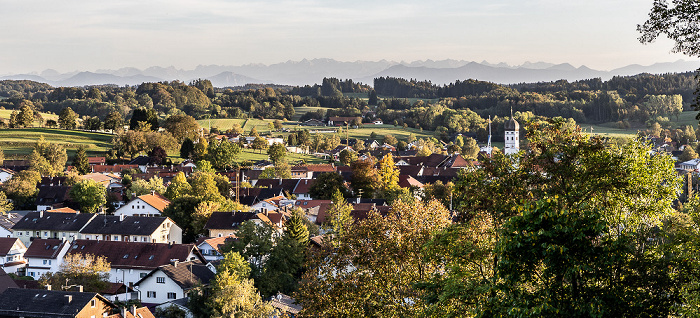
[123,254,129,259]
[140,273,147,278]
[167,292,176,299]
[43,232,48,237]
[91,299,96,308]
[147,291,156,298]
[157,277,165,284]
[17,232,22,236]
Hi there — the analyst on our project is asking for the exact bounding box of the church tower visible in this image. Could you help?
[504,111,520,155]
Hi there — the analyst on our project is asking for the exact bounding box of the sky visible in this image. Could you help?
[1,0,696,75]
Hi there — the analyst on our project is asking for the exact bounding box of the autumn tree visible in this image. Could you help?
[164,114,201,142]
[2,170,41,209]
[338,148,357,166]
[128,176,166,199]
[252,137,268,154]
[350,158,379,198]
[267,143,287,166]
[29,136,67,176]
[165,172,192,200]
[298,200,452,316]
[104,111,124,132]
[39,253,111,292]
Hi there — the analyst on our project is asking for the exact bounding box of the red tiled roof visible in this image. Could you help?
[24,239,66,259]
[292,179,315,194]
[398,175,424,188]
[92,165,139,173]
[137,193,171,212]
[305,164,336,172]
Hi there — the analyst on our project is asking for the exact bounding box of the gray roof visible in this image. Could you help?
[204,212,259,230]
[0,288,115,317]
[505,117,520,131]
[0,213,22,231]
[11,212,96,232]
[80,215,170,236]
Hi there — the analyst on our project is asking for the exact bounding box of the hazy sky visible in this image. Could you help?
[1,0,696,74]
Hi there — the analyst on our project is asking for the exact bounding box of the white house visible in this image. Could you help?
[680,158,700,171]
[80,215,183,244]
[114,193,171,217]
[197,236,234,262]
[0,237,27,275]
[67,239,205,289]
[135,260,216,306]
[0,213,21,238]
[24,238,70,278]
[11,211,96,247]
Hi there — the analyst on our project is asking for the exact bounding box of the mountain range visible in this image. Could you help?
[3,58,700,88]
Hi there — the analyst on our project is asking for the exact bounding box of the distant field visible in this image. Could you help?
[292,106,331,121]
[0,109,59,125]
[197,118,248,131]
[0,128,113,159]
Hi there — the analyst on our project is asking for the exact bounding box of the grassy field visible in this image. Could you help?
[238,148,327,164]
[291,106,331,121]
[0,128,113,159]
[0,109,59,124]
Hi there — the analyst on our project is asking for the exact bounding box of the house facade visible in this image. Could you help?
[24,238,70,278]
[11,211,96,246]
[0,237,27,275]
[80,215,182,244]
[135,260,215,306]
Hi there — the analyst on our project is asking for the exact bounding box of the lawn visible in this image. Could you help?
[0,109,59,125]
[292,106,331,121]
[0,128,113,159]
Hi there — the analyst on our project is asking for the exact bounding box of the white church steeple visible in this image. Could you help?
[504,108,520,155]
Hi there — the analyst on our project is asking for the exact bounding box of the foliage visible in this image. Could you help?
[0,191,13,214]
[286,207,309,246]
[338,148,357,166]
[308,172,347,200]
[638,0,700,57]
[326,189,353,242]
[267,143,287,166]
[251,136,268,153]
[128,176,166,200]
[207,269,274,318]
[70,179,107,213]
[164,114,201,142]
[162,195,203,243]
[72,145,90,175]
[298,200,452,316]
[39,253,110,292]
[164,172,192,200]
[2,170,41,209]
[206,139,241,170]
[180,138,195,159]
[58,107,78,129]
[29,136,67,176]
[350,158,379,198]
[419,118,684,316]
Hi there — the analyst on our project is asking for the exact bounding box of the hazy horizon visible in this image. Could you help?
[2,0,698,75]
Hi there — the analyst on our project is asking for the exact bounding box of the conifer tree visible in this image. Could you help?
[73,146,90,175]
[286,208,309,246]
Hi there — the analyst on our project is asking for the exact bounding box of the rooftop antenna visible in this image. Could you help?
[487,115,492,157]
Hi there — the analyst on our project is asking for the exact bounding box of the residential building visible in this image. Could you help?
[11,211,96,246]
[292,179,315,200]
[0,213,22,237]
[114,193,171,217]
[154,298,192,318]
[67,240,205,288]
[135,260,216,305]
[204,212,260,238]
[0,288,117,318]
[106,306,155,318]
[24,238,70,278]
[35,186,72,211]
[197,235,234,262]
[0,237,27,275]
[80,215,182,244]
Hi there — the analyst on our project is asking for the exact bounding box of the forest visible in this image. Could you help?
[0,71,694,144]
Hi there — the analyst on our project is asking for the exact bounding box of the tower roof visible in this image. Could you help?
[505,117,519,131]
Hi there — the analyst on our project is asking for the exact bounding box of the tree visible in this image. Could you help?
[207,264,274,318]
[338,149,357,166]
[73,145,90,175]
[250,127,259,137]
[104,111,124,132]
[377,154,399,193]
[0,191,14,214]
[418,119,684,316]
[286,208,309,246]
[309,172,347,200]
[350,158,379,198]
[29,136,67,176]
[39,253,110,293]
[267,143,286,165]
[207,139,241,170]
[223,221,275,284]
[298,200,452,316]
[162,196,203,243]
[188,172,225,203]
[70,179,107,213]
[680,145,699,162]
[638,0,700,57]
[326,189,353,241]
[180,138,195,159]
[128,176,166,200]
[148,146,168,166]
[82,116,102,131]
[164,114,200,142]
[462,137,480,159]
[165,172,192,200]
[58,107,78,129]
[251,137,268,154]
[16,103,34,128]
[2,170,40,209]
[192,138,208,161]
[129,108,159,131]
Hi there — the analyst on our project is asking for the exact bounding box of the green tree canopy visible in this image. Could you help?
[70,179,107,213]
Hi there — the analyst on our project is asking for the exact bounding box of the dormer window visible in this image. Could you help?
[123,254,129,259]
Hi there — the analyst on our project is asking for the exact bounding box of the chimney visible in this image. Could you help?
[76,285,83,292]
[64,295,72,304]
[151,190,155,195]
[131,305,137,316]
[39,210,43,218]
[121,307,127,318]
[45,284,51,291]
[171,259,178,267]
[119,214,126,221]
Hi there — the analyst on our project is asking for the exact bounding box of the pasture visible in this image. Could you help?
[0,128,113,159]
